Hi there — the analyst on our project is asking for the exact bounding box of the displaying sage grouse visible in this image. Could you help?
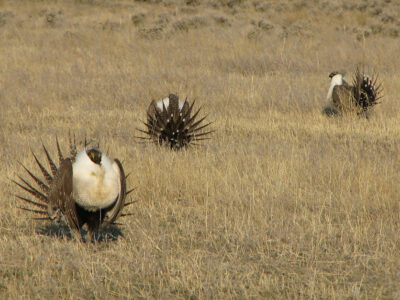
[13,137,134,239]
[137,94,213,149]
[325,67,383,116]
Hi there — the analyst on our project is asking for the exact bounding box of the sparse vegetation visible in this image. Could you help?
[1,0,400,298]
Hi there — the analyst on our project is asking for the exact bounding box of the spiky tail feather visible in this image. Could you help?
[137,94,213,149]
[13,143,58,220]
[352,67,383,111]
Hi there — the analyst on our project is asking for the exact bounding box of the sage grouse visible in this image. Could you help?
[325,67,383,116]
[13,137,134,239]
[137,94,212,149]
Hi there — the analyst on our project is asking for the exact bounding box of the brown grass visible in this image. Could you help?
[1,0,400,298]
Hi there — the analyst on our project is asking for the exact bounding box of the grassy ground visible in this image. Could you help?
[1,0,400,298]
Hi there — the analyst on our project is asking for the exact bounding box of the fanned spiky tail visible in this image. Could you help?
[13,136,78,222]
[137,94,213,149]
[353,67,383,111]
[13,143,59,221]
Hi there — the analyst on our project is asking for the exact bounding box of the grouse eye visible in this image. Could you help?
[87,149,102,165]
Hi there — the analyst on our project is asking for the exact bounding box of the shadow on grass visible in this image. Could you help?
[36,223,124,243]
[36,223,72,239]
[322,106,339,117]
[92,226,124,242]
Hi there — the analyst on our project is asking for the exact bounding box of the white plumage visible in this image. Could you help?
[327,73,344,101]
[72,149,120,211]
[156,96,185,112]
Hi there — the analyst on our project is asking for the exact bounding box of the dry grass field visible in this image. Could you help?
[1,0,400,298]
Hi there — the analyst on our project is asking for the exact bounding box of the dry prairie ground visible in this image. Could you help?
[1,0,400,298]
